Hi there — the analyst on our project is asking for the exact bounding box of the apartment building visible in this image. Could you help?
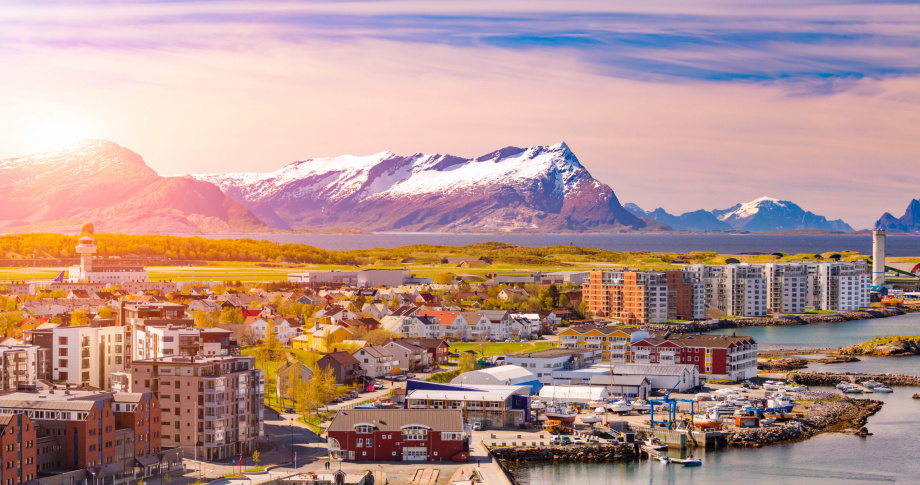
[352,346,395,378]
[631,334,758,381]
[764,263,810,314]
[133,323,238,361]
[557,325,651,363]
[0,413,36,485]
[814,261,871,311]
[685,264,767,317]
[130,355,264,461]
[584,270,701,324]
[25,321,127,390]
[0,344,43,391]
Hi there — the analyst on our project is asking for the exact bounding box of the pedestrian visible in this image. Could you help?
[477,458,480,467]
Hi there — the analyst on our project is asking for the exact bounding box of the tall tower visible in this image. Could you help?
[75,235,96,275]
[872,229,886,286]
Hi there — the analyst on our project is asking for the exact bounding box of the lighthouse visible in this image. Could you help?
[872,229,886,287]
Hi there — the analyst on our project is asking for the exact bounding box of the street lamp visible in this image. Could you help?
[291,418,295,467]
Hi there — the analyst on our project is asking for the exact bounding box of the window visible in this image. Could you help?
[356,439,363,448]
[59,337,68,345]
[402,426,428,441]
[58,348,68,357]
[366,438,372,446]
[355,425,373,434]
[442,432,462,440]
[59,359,68,367]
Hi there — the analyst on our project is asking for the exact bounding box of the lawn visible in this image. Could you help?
[448,341,556,357]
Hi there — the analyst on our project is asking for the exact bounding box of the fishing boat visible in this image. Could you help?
[606,400,633,414]
[763,393,794,414]
[643,437,668,451]
[680,458,702,467]
[692,410,723,429]
[544,403,578,423]
[632,399,652,413]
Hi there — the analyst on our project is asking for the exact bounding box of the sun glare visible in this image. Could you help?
[27,114,96,151]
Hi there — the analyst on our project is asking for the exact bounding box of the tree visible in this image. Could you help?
[547,284,560,307]
[263,320,279,351]
[364,329,393,346]
[97,306,113,319]
[436,272,454,285]
[458,353,477,373]
[390,367,403,376]
[70,309,90,326]
[559,294,570,308]
[193,310,219,328]
[577,300,588,318]
[219,307,244,326]
[252,450,260,464]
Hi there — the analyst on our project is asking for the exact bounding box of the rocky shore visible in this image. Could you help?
[728,397,883,447]
[836,336,920,357]
[492,443,640,471]
[660,307,913,333]
[758,357,809,372]
[789,371,920,387]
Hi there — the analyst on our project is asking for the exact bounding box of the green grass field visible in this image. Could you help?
[448,341,556,357]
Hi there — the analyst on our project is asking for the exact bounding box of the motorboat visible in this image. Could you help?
[594,407,607,415]
[643,437,668,451]
[681,458,702,467]
[842,386,864,394]
[606,400,633,414]
[860,380,884,389]
[694,393,712,402]
[530,399,545,411]
[731,398,751,407]
[784,384,807,393]
[544,403,578,423]
[632,400,652,413]
[658,456,671,463]
[760,417,777,425]
[708,404,735,416]
[873,385,894,393]
[588,400,609,409]
[580,415,602,424]
[763,380,784,391]
[836,382,852,390]
[692,410,723,429]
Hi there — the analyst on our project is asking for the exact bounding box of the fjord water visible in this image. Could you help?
[518,315,920,484]
[516,386,920,484]
[216,233,920,255]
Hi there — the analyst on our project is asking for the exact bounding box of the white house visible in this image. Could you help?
[353,346,396,378]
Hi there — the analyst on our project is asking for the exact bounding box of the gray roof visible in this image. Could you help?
[357,346,394,359]
[328,409,463,432]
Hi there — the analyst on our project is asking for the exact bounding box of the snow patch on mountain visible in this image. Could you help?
[716,196,783,221]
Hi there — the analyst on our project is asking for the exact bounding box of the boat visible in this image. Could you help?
[860,380,883,389]
[784,384,807,393]
[643,437,668,451]
[763,393,795,414]
[631,399,652,412]
[760,417,777,425]
[580,415,602,424]
[708,404,735,416]
[606,400,633,414]
[544,403,577,423]
[694,393,711,402]
[658,456,671,463]
[836,382,852,390]
[731,398,751,407]
[873,385,894,393]
[763,380,785,391]
[692,410,723,429]
[842,386,864,394]
[530,399,545,411]
[588,400,608,409]
[681,458,702,467]
[594,407,607,415]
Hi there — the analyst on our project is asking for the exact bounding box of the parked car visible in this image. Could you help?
[406,373,417,378]
[393,375,407,382]
[374,382,385,390]
[285,407,295,413]
[561,436,572,445]
[551,435,562,445]
[422,367,431,373]
[472,422,483,431]
[365,385,375,392]
[572,437,584,444]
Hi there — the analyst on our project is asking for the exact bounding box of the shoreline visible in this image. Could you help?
[663,307,919,334]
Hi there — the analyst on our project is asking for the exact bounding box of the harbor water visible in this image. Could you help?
[517,314,920,484]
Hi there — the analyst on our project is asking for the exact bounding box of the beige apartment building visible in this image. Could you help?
[129,355,264,461]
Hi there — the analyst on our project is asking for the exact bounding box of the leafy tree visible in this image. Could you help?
[70,309,90,326]
[252,450,260,464]
[458,353,477,373]
[577,300,588,318]
[547,284,560,307]
[435,272,454,285]
[559,294,570,308]
[219,308,244,326]
[97,306,113,319]
[193,310,219,328]
[364,329,393,346]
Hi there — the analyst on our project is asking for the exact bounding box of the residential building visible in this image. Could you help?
[316,352,366,385]
[382,340,429,372]
[0,344,42,391]
[764,263,809,314]
[813,261,871,311]
[0,413,36,485]
[25,321,127,390]
[396,338,450,366]
[248,317,303,345]
[130,355,264,461]
[287,269,411,288]
[557,325,651,363]
[326,409,469,462]
[583,271,672,324]
[631,334,757,381]
[352,346,395,378]
[301,324,353,353]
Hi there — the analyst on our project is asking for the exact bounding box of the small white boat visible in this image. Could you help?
[763,381,784,391]
[860,380,883,389]
[658,456,671,463]
[681,458,702,467]
[588,400,608,409]
[760,417,777,425]
[530,399,545,411]
[606,400,633,414]
[594,407,607,415]
[784,384,807,393]
[580,415,602,424]
[873,385,893,393]
[694,393,712,402]
[631,400,652,412]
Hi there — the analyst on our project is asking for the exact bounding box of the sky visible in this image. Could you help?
[1,1,919,229]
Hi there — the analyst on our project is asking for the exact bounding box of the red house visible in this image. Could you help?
[326,409,468,462]
[631,334,757,382]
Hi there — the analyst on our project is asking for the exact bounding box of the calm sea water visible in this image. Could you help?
[516,386,919,484]
[210,233,920,255]
[517,318,920,484]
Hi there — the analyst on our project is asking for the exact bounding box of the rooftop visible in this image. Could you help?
[328,409,463,432]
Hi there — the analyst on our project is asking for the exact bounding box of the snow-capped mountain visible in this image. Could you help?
[713,197,853,232]
[0,140,267,234]
[876,199,920,233]
[185,142,646,232]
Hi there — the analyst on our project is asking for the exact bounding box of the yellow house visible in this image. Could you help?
[558,325,648,363]
[302,324,354,353]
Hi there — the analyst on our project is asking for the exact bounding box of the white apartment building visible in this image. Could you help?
[814,261,871,311]
[764,263,810,314]
[0,344,41,390]
[353,346,396,378]
[52,324,127,390]
[686,264,768,317]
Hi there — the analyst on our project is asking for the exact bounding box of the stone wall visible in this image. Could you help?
[728,397,882,447]
[657,308,913,334]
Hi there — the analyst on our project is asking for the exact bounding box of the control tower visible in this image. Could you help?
[75,235,96,275]
[872,229,886,286]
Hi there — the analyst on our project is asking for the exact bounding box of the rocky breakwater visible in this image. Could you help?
[836,335,920,357]
[788,371,920,387]
[758,357,809,372]
[728,397,883,447]
[492,444,640,469]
